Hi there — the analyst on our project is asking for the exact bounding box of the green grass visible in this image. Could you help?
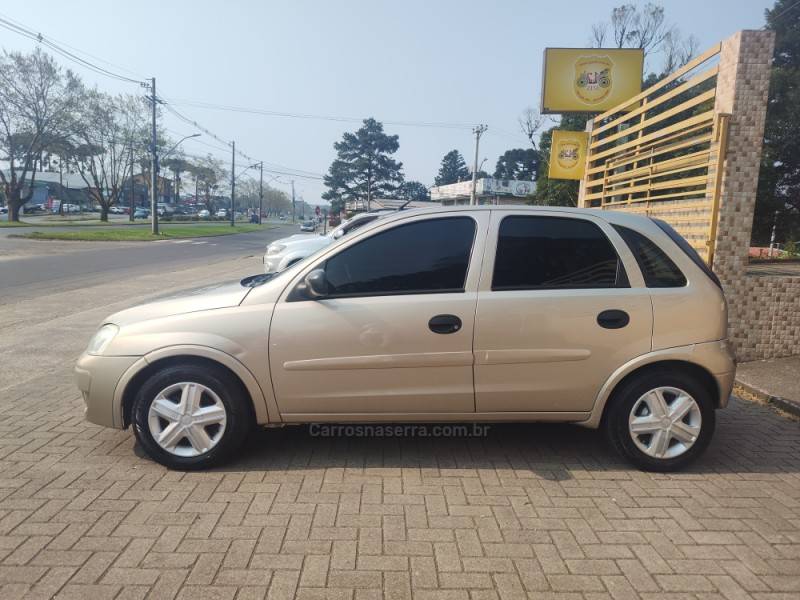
[0,221,32,227]
[13,223,273,241]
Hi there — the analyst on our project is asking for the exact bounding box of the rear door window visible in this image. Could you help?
[492,216,626,290]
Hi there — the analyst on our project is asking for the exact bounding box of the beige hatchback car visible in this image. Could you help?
[76,206,735,472]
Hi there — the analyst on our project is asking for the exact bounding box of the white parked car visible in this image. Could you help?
[198,209,210,218]
[215,209,228,218]
[264,212,386,273]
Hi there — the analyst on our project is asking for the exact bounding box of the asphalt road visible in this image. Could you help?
[0,224,295,302]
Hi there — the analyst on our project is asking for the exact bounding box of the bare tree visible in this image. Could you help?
[518,107,549,150]
[0,48,81,221]
[590,3,691,75]
[590,23,609,47]
[71,89,148,221]
[662,30,700,74]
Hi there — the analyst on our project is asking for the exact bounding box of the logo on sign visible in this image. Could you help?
[574,55,613,105]
[556,139,581,170]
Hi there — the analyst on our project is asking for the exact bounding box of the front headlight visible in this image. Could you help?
[86,324,119,356]
[267,244,286,256]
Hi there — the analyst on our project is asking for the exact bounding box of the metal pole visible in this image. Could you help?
[230,141,235,227]
[129,144,134,221]
[291,179,295,223]
[769,210,778,258]
[258,162,263,225]
[470,124,487,206]
[150,77,159,234]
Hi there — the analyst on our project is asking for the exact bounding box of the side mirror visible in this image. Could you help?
[304,269,329,299]
[333,229,344,239]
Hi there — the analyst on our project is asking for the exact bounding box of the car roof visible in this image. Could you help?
[368,204,657,230]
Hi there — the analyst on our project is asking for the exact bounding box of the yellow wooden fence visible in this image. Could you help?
[579,43,730,264]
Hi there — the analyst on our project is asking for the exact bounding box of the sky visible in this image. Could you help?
[0,0,774,205]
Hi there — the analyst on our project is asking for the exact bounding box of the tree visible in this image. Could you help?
[434,150,470,186]
[71,90,148,221]
[162,155,192,204]
[590,3,698,77]
[532,113,589,207]
[753,0,800,244]
[188,155,226,212]
[322,118,404,213]
[0,48,81,221]
[518,108,548,149]
[399,180,430,202]
[494,148,539,181]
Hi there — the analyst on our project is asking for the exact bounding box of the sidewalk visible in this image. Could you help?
[735,355,800,417]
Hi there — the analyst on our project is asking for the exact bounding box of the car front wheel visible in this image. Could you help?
[132,363,252,470]
[604,369,715,472]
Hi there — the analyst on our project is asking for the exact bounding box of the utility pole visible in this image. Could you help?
[258,162,263,225]
[769,210,778,258]
[470,124,487,206]
[129,144,135,221]
[291,179,296,223]
[149,77,159,235]
[230,141,236,227]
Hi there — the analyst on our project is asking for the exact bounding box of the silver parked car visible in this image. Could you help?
[264,211,386,273]
[76,206,735,471]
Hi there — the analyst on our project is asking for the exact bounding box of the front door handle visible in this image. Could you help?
[429,314,462,334]
[597,309,630,329]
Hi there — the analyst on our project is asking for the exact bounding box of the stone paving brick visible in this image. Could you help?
[0,254,798,600]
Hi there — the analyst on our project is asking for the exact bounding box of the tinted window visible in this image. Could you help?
[325,217,475,297]
[652,218,722,289]
[613,225,686,288]
[492,216,624,290]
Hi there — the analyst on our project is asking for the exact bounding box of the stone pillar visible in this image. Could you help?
[710,30,775,286]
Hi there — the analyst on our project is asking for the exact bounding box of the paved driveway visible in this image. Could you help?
[1,253,799,599]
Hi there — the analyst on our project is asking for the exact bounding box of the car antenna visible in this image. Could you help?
[398,200,411,210]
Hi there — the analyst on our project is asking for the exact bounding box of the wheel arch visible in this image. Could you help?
[582,354,722,429]
[116,346,269,428]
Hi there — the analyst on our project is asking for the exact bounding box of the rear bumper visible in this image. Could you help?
[75,353,141,429]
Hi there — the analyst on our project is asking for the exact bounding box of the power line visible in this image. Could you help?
[0,16,144,84]
[160,97,477,131]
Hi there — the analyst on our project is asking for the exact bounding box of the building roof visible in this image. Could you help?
[430,177,535,201]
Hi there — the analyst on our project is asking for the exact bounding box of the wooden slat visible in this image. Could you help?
[590,89,716,149]
[590,67,719,137]
[586,130,713,176]
[590,189,713,204]
[587,111,714,163]
[602,150,712,184]
[603,162,713,192]
[591,42,722,123]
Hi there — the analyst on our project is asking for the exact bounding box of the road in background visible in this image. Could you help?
[0,224,295,301]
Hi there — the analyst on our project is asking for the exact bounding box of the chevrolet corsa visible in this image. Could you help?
[75,206,735,472]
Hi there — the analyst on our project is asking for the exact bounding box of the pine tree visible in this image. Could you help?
[434,150,470,186]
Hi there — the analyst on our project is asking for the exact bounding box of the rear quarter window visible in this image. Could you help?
[613,225,687,288]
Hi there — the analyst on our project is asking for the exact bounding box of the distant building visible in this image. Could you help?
[430,177,535,206]
[119,173,174,209]
[344,198,438,213]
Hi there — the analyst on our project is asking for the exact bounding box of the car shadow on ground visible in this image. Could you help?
[195,396,800,478]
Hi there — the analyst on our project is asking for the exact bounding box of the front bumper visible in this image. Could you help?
[75,352,141,428]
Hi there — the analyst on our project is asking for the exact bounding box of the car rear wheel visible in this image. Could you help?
[132,363,252,470]
[604,369,715,472]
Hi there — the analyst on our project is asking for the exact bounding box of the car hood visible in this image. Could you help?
[107,280,251,327]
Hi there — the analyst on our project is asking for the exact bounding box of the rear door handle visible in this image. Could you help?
[429,314,462,334]
[597,309,630,329]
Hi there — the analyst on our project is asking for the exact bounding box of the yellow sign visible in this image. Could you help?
[548,130,589,180]
[541,48,643,113]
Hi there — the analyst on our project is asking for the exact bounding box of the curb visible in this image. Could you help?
[734,379,800,418]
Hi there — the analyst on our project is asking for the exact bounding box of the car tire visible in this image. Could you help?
[132,362,252,470]
[603,369,715,472]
